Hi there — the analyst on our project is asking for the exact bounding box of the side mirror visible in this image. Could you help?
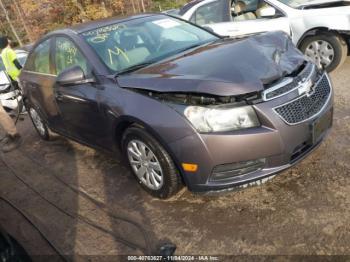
[56,65,93,86]
[258,6,276,18]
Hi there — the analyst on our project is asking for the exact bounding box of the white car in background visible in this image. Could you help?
[178,0,350,71]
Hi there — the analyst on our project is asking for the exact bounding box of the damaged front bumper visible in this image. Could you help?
[167,72,334,192]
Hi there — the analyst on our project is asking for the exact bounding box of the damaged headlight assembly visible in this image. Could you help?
[184,105,260,133]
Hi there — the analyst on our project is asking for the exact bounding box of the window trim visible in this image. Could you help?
[264,0,288,17]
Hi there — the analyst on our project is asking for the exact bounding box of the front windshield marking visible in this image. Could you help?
[81,15,218,73]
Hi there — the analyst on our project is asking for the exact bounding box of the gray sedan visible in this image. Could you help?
[20,14,333,198]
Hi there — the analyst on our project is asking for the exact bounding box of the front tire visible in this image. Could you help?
[122,127,182,199]
[300,32,348,72]
[27,105,50,141]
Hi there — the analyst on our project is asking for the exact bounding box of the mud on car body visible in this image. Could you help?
[19,14,333,199]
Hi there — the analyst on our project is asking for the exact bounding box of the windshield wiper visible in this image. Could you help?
[115,62,155,77]
[178,43,206,53]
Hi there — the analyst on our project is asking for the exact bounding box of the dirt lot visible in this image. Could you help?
[0,59,350,259]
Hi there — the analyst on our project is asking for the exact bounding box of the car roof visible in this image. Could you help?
[63,13,159,34]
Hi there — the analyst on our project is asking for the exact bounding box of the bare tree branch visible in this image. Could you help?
[0,0,23,46]
[13,0,34,42]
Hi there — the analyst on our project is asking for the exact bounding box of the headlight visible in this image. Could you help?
[184,105,260,133]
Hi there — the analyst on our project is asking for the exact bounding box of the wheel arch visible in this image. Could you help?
[297,27,330,47]
[297,27,349,52]
[23,97,49,126]
[113,116,187,185]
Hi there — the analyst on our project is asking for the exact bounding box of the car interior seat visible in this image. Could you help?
[255,2,271,18]
[195,13,207,25]
[233,1,257,21]
[119,30,150,68]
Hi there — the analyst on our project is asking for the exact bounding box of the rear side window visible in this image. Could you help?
[25,39,51,74]
[55,37,89,76]
[191,1,225,26]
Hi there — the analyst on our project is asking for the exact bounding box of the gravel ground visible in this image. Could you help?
[0,59,349,259]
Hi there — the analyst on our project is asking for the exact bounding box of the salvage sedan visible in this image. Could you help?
[20,14,333,198]
[178,0,350,72]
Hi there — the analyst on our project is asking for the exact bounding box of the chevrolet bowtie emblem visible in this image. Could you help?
[298,78,314,97]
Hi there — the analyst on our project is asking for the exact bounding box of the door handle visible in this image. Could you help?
[55,92,88,103]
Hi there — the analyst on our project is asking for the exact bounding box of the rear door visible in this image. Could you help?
[20,38,65,132]
[52,36,105,146]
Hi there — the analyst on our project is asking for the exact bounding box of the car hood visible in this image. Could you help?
[117,31,306,97]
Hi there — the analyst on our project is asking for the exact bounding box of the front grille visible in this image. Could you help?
[274,74,331,125]
[264,63,315,101]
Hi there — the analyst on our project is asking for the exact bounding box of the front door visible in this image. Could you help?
[53,36,105,146]
[20,38,64,131]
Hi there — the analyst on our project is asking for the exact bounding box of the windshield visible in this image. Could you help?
[81,15,218,73]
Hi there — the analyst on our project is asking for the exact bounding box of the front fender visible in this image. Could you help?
[291,11,350,44]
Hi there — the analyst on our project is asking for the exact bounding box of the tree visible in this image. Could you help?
[0,0,23,45]
[13,0,34,42]
[0,0,190,44]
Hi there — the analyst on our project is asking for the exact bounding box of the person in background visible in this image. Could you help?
[0,36,22,153]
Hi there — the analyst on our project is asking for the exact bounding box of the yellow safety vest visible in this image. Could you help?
[1,47,20,81]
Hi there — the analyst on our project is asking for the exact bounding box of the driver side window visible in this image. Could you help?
[190,1,225,26]
[55,37,90,76]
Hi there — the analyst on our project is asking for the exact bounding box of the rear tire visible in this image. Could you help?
[122,126,182,199]
[26,104,50,141]
[300,32,348,72]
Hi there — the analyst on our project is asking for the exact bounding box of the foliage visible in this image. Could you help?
[0,0,190,46]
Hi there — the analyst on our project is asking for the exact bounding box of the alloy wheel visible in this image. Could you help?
[305,40,335,69]
[29,108,46,136]
[127,139,164,191]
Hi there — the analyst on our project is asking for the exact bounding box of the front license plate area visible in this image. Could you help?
[311,109,333,144]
